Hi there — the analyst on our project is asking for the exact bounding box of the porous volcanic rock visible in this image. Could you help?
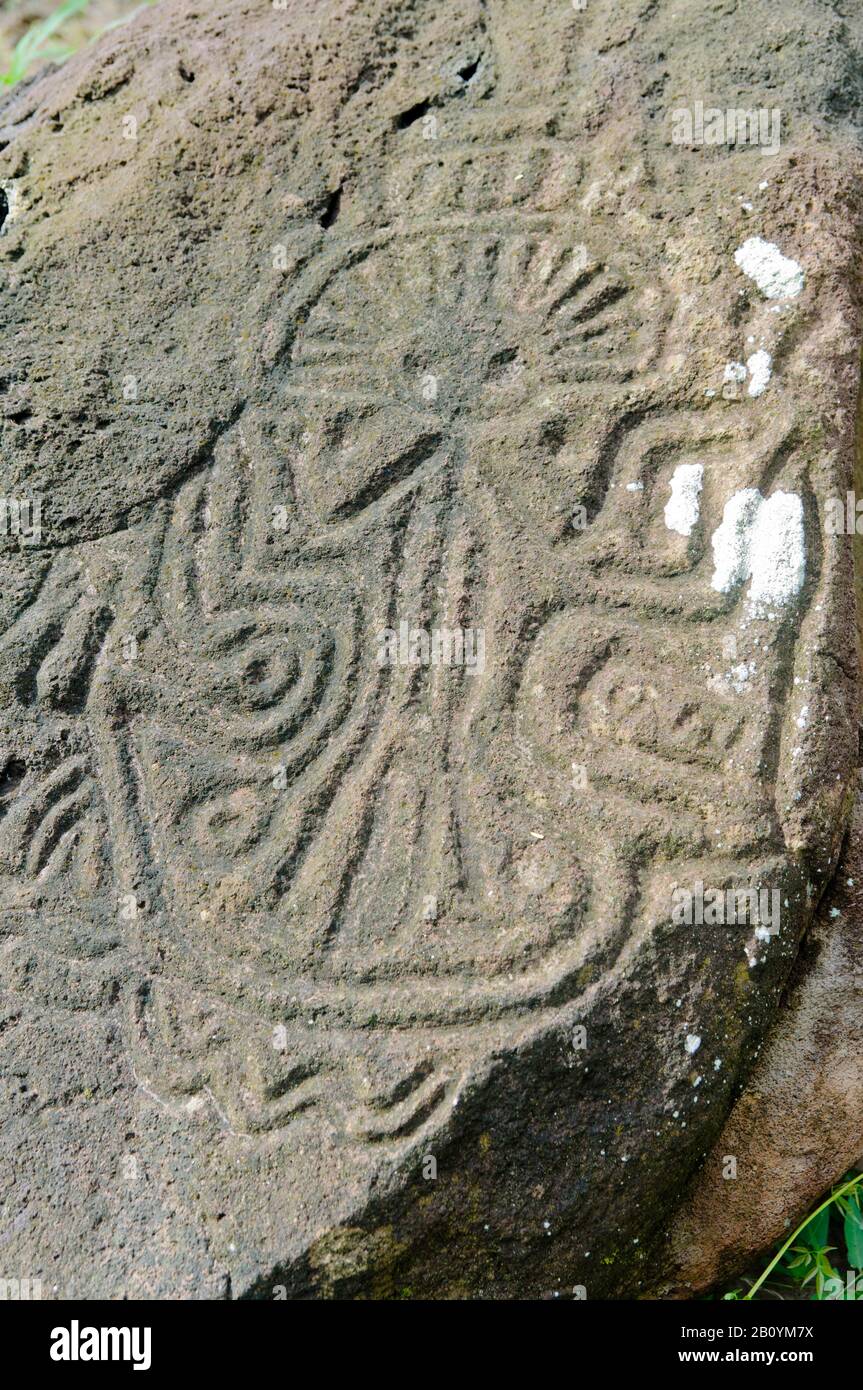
[653,789,863,1298]
[0,0,862,1298]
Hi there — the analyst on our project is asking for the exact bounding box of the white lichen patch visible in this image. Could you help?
[726,660,755,692]
[684,1034,702,1055]
[723,361,747,384]
[748,492,806,612]
[711,488,805,614]
[664,463,703,536]
[710,488,762,593]
[746,348,772,396]
[734,236,804,299]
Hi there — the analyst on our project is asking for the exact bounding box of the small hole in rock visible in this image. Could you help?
[0,188,8,234]
[0,757,26,795]
[458,57,481,82]
[178,63,195,82]
[319,185,342,230]
[395,98,431,130]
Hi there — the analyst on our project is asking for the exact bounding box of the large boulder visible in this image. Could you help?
[0,0,861,1297]
[655,792,863,1297]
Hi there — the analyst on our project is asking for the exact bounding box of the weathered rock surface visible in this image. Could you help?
[654,789,863,1298]
[0,0,862,1298]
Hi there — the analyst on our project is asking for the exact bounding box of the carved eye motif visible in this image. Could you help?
[192,788,271,860]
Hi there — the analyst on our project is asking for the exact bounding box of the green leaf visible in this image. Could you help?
[745,1174,863,1301]
[844,1204,863,1269]
[781,1253,810,1282]
[798,1205,830,1249]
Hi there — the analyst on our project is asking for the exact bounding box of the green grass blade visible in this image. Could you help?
[3,0,92,84]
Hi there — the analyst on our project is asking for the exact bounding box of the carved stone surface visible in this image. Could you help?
[0,0,862,1298]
